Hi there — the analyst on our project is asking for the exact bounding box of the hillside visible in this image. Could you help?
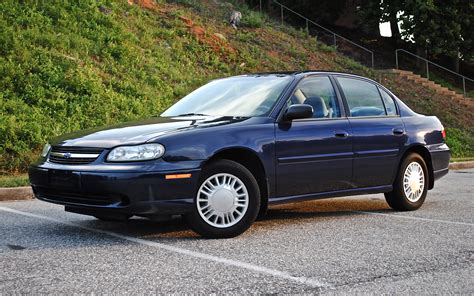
[0,0,473,174]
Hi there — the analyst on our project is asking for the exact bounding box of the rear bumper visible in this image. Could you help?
[428,143,450,185]
[29,164,200,216]
[433,167,449,181]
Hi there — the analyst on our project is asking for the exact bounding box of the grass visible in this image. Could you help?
[0,174,29,188]
[451,157,474,162]
[396,55,474,99]
[429,72,474,99]
[0,0,473,177]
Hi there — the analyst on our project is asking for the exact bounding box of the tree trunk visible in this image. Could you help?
[452,53,460,73]
[389,13,400,44]
[416,46,427,76]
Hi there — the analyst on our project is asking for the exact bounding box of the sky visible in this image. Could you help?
[379,11,414,42]
[379,21,392,37]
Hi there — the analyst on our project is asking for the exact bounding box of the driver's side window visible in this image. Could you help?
[287,76,341,119]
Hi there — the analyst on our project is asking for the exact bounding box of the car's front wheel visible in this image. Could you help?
[186,159,260,238]
[385,153,429,211]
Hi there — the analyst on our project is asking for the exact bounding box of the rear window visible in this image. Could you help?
[379,88,398,116]
[337,77,386,117]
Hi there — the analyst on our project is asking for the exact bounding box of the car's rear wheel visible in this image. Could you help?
[186,159,260,238]
[385,153,429,211]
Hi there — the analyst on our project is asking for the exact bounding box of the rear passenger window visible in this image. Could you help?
[379,88,397,116]
[337,77,386,117]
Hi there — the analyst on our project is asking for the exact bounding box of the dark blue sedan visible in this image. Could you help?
[29,71,450,238]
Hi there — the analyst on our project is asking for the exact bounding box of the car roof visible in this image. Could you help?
[248,70,372,80]
[240,70,386,87]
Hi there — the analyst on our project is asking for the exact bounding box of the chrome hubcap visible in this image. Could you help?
[403,162,425,202]
[197,173,249,228]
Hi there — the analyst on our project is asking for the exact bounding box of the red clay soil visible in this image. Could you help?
[128,0,158,10]
[178,16,236,57]
[129,1,235,57]
[307,54,330,70]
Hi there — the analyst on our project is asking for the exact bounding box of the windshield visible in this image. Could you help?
[161,75,293,117]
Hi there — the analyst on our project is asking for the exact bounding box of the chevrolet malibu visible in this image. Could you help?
[29,71,450,238]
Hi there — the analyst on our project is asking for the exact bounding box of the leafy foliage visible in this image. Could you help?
[445,128,474,159]
[0,174,29,188]
[240,10,265,28]
[0,0,371,173]
[0,0,472,174]
[359,0,474,63]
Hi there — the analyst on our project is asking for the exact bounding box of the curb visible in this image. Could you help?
[0,161,473,202]
[0,186,33,202]
[449,161,474,170]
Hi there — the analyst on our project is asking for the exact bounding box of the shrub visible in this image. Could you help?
[241,10,265,28]
[445,128,474,158]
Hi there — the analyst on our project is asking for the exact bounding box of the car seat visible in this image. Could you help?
[304,96,329,118]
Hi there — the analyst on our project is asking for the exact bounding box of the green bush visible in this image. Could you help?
[0,174,29,188]
[227,0,266,28]
[241,10,265,28]
[445,128,474,158]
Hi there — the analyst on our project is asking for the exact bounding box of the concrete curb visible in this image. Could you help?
[449,161,474,170]
[0,186,33,202]
[0,161,473,202]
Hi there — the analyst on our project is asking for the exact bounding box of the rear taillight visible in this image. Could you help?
[441,129,446,140]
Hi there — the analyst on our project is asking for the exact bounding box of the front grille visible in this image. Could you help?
[48,146,104,165]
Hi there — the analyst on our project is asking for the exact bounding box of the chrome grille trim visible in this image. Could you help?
[48,146,104,165]
[49,152,100,159]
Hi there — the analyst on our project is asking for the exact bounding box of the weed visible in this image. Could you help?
[0,0,472,174]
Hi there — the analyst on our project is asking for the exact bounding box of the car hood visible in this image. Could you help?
[51,116,252,148]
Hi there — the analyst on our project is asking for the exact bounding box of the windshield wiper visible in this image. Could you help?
[174,113,209,117]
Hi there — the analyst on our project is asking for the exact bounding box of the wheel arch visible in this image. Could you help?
[399,145,434,189]
[204,147,269,217]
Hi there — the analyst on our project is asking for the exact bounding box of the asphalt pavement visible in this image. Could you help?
[1,169,473,294]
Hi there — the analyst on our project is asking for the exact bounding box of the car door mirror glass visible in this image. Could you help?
[284,104,313,120]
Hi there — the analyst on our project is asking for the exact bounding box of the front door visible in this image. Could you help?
[275,75,353,197]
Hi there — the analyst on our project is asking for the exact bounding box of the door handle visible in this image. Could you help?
[334,130,349,138]
[392,128,405,135]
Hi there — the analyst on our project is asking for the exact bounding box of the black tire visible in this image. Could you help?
[385,153,429,211]
[186,159,260,238]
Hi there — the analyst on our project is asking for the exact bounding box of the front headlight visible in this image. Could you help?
[41,143,51,157]
[107,143,165,162]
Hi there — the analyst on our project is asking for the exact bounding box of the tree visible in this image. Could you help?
[358,0,389,37]
[400,0,473,72]
[360,0,473,72]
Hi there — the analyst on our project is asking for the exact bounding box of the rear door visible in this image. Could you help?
[334,76,407,187]
[275,75,353,197]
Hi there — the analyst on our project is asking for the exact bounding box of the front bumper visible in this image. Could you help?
[29,163,201,216]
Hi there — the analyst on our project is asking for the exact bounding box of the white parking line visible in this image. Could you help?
[355,211,474,226]
[0,206,330,289]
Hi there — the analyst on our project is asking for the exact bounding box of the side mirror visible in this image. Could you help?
[284,104,313,121]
